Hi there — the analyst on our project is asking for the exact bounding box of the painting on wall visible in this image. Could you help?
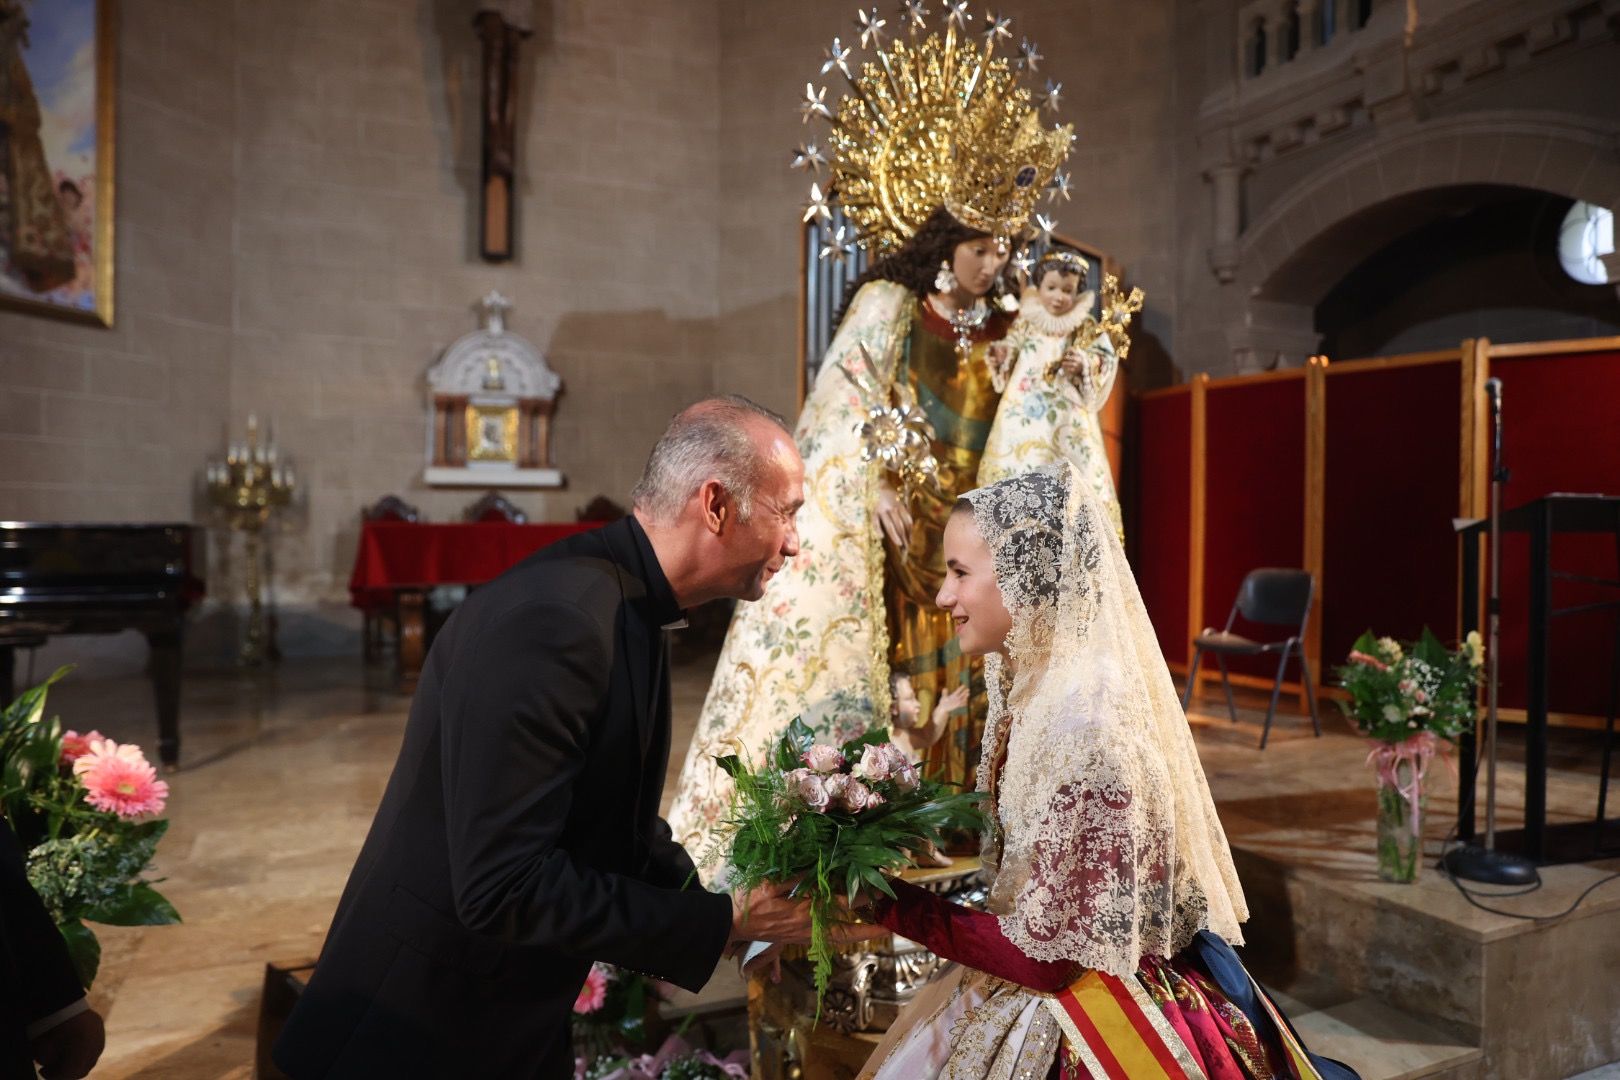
[0,0,116,326]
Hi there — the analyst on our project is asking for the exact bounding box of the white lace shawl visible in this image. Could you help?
[963,464,1248,977]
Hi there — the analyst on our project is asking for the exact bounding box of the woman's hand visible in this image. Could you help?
[876,480,913,553]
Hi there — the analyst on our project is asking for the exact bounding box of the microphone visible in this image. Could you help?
[1485,377,1506,479]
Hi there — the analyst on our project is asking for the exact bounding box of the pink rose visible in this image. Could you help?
[801,744,845,773]
[825,773,875,813]
[786,768,832,812]
[853,742,909,783]
[892,762,921,792]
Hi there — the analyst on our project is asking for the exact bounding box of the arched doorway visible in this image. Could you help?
[1226,112,1620,367]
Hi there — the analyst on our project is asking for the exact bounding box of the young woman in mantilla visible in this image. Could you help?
[857,464,1356,1080]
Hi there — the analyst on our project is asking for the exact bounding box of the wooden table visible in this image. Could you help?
[349,520,603,690]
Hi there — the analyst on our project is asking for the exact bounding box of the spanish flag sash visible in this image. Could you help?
[1043,969,1324,1080]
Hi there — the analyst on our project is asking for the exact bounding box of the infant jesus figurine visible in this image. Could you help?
[890,674,969,868]
[979,246,1123,535]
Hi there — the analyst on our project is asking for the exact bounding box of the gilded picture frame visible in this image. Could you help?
[0,0,117,326]
[466,404,519,462]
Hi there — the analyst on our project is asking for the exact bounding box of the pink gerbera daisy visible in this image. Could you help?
[72,738,169,819]
[59,729,106,766]
[573,963,609,1014]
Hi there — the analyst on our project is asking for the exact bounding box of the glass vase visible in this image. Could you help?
[1374,758,1425,883]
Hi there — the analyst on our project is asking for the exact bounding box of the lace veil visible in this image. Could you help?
[963,463,1248,978]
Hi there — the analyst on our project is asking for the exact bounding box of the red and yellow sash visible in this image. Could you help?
[1044,969,1323,1080]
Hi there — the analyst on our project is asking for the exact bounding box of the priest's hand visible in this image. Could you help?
[31,1007,105,1080]
[729,880,817,946]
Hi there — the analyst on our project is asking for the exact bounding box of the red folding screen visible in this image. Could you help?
[1129,336,1619,726]
[1489,345,1620,717]
[1321,356,1464,672]
[1203,375,1308,680]
[1131,388,1194,667]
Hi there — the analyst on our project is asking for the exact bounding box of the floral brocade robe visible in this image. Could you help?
[665,283,1077,870]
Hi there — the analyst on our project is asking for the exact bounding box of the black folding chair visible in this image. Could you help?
[1181,568,1321,749]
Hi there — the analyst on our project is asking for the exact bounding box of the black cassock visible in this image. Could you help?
[275,517,731,1079]
[1,822,86,1080]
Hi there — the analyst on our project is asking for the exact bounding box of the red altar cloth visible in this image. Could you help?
[348,520,604,611]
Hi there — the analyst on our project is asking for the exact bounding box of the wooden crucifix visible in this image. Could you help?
[474,7,531,262]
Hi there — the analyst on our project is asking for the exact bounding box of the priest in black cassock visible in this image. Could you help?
[275,396,835,1079]
[1,820,104,1080]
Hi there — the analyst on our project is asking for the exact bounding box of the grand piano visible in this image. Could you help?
[0,523,205,767]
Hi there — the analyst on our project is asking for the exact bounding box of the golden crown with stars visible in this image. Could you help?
[793,3,1075,262]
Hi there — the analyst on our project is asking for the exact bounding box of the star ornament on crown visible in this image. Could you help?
[791,4,1075,262]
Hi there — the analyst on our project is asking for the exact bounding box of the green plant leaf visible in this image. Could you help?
[1415,625,1448,667]
[58,919,100,990]
[85,882,181,927]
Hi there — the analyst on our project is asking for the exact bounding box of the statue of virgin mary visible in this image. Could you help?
[667,11,1112,862]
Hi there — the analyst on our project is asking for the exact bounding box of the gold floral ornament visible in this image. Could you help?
[1058,272,1146,369]
[793,6,1075,260]
[1095,272,1144,360]
[838,344,942,498]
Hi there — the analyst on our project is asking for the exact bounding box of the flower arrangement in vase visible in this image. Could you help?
[0,668,180,986]
[1335,628,1483,882]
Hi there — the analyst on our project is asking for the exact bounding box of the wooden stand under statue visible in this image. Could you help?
[748,859,982,1079]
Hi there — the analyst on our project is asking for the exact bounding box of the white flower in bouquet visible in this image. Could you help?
[1381,704,1402,724]
[1464,630,1484,669]
[1377,637,1404,663]
[852,742,909,783]
[785,768,832,812]
[801,744,846,773]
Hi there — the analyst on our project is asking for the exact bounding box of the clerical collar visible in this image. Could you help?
[625,515,685,629]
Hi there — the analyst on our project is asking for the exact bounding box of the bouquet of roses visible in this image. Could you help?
[712,717,986,1004]
[0,668,180,988]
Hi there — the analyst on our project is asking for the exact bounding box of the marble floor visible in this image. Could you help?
[29,650,1620,1078]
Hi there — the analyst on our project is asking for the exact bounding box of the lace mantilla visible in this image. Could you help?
[962,464,1248,977]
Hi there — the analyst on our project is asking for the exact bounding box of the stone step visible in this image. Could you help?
[1284,993,1484,1080]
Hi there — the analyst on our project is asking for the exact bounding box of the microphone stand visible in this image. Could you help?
[1441,378,1538,885]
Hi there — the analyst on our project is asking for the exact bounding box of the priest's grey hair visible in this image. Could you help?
[631,395,789,525]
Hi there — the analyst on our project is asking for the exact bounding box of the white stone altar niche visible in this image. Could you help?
[423,291,563,489]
